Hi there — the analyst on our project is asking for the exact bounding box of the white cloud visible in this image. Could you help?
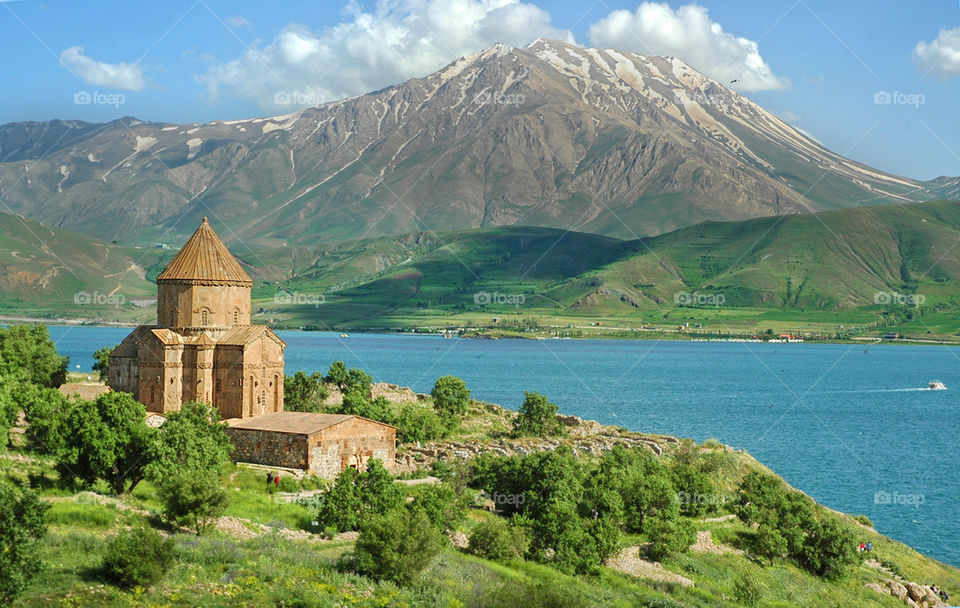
[588,2,788,91]
[198,0,573,110]
[224,16,252,28]
[913,27,960,77]
[60,46,146,90]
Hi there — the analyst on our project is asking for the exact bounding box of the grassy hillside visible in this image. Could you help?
[258,200,960,338]
[3,406,959,607]
[0,213,159,322]
[6,202,960,339]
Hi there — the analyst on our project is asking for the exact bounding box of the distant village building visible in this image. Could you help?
[109,218,395,477]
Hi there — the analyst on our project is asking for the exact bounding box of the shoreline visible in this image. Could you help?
[6,315,960,346]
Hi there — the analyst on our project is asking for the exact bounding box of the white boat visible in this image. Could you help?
[340,333,349,338]
[929,380,947,390]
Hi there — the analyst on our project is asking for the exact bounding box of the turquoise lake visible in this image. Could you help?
[49,326,960,566]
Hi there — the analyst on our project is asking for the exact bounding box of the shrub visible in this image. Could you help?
[395,404,447,443]
[0,481,48,605]
[351,508,445,585]
[157,468,228,534]
[409,483,467,530]
[100,526,175,589]
[468,517,529,561]
[278,476,298,493]
[645,515,696,562]
[644,599,686,608]
[431,376,471,425]
[511,392,565,438]
[733,573,764,607]
[853,514,874,528]
[316,460,404,532]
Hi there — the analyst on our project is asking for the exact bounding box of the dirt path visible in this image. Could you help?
[605,546,694,587]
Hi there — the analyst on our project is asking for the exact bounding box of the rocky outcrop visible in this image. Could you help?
[395,409,683,473]
[865,578,949,608]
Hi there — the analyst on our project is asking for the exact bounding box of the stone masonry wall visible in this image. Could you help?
[226,428,308,470]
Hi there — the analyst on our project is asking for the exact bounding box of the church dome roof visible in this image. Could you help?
[156,217,252,285]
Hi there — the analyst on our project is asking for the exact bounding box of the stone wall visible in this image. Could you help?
[226,428,309,470]
[309,418,396,479]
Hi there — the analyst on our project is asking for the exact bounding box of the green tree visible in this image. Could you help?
[800,518,862,580]
[0,481,49,605]
[316,460,404,532]
[13,381,72,455]
[755,524,788,566]
[325,361,372,397]
[672,462,718,517]
[352,508,446,585]
[57,392,155,494]
[100,526,175,588]
[156,468,228,534]
[395,404,446,443]
[409,482,467,531]
[92,345,116,379]
[645,514,696,562]
[622,466,679,532]
[467,517,529,561]
[284,371,330,412]
[145,401,232,485]
[324,361,349,389]
[0,325,68,387]
[431,375,471,426]
[511,391,565,438]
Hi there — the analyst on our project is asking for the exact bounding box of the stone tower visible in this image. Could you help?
[156,217,252,335]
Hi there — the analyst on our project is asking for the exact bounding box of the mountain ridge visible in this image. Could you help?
[0,39,951,247]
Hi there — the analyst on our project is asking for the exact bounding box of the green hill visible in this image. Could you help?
[255,200,960,338]
[6,201,960,339]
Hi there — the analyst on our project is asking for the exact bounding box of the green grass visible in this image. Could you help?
[4,441,960,607]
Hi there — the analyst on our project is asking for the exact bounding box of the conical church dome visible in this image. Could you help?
[157,217,252,285]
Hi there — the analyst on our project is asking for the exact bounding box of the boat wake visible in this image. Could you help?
[815,387,944,394]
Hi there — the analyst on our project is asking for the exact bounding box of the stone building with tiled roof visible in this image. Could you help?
[109,218,395,478]
[109,218,286,418]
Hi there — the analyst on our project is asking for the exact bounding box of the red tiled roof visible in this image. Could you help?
[156,217,252,285]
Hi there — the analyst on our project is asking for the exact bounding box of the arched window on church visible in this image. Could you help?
[169,310,174,326]
[233,310,238,325]
[201,310,208,326]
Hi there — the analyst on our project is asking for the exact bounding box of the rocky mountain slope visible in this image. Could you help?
[0,40,946,246]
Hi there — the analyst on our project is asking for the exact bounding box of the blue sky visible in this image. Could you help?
[2,0,959,180]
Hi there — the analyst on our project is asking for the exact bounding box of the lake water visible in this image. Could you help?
[50,326,960,566]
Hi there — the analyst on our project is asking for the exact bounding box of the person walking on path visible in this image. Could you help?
[274,473,280,488]
[267,471,274,486]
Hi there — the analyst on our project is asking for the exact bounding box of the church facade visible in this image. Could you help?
[109,218,285,418]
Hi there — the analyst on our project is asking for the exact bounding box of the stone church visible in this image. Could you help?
[110,217,285,417]
[109,218,395,478]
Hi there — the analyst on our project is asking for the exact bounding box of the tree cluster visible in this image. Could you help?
[736,472,862,579]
